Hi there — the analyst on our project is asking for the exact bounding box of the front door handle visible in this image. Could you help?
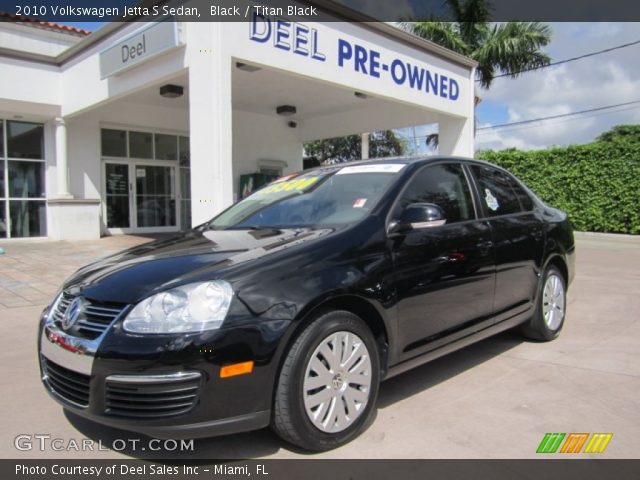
[476,239,493,255]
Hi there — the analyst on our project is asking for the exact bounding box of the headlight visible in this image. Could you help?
[122,281,233,334]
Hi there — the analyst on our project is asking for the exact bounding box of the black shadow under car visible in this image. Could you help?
[38,156,575,451]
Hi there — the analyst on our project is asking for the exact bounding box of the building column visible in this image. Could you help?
[54,117,73,198]
[187,23,234,227]
[49,117,101,240]
[438,116,474,157]
[361,133,369,159]
[438,67,476,158]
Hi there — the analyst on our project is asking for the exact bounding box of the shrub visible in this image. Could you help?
[477,126,640,234]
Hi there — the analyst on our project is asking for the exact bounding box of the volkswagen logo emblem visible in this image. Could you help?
[61,298,83,331]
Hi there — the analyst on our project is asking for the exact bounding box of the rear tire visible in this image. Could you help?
[272,310,380,451]
[521,265,566,341]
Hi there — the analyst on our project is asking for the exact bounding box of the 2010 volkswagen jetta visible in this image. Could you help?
[38,156,575,451]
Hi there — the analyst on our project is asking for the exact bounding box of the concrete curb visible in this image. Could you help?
[574,231,640,242]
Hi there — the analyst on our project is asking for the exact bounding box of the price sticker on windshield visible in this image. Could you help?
[336,164,405,175]
[258,175,320,195]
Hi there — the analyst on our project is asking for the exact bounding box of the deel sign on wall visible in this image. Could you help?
[100,21,184,79]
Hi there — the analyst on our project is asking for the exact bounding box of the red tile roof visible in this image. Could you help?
[0,12,92,36]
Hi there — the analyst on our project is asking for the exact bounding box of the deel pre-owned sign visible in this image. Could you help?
[249,13,462,103]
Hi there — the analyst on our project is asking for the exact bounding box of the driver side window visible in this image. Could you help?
[395,163,475,223]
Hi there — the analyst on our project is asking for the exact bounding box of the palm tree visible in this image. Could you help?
[400,0,552,148]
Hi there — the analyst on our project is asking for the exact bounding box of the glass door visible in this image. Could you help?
[104,162,178,233]
[101,128,185,234]
[134,164,176,230]
[105,162,131,230]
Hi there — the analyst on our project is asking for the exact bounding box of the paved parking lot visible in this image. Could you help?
[0,235,157,309]
[0,232,638,459]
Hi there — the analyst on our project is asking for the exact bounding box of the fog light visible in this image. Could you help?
[220,361,254,378]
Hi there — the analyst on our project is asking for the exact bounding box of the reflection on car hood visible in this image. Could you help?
[63,228,332,304]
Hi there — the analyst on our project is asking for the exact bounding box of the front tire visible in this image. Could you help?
[521,265,567,341]
[272,310,380,451]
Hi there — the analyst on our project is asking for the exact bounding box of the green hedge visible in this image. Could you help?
[478,128,640,234]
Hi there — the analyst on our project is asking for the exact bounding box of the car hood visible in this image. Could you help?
[63,227,332,305]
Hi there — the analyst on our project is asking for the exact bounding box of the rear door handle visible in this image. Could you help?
[532,228,544,241]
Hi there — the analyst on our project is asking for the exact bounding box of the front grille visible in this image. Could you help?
[50,293,73,323]
[105,374,201,419]
[51,293,125,340]
[42,358,91,407]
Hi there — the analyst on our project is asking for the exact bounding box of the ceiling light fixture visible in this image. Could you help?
[160,84,184,98]
[276,105,297,116]
[236,62,262,72]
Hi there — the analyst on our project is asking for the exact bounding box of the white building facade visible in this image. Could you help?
[0,9,477,240]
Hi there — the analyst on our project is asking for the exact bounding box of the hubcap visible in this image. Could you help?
[542,274,565,330]
[303,331,372,433]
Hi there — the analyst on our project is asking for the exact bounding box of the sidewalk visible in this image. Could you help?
[0,235,159,309]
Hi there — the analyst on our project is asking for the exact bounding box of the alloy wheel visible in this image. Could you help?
[302,331,372,433]
[542,274,565,330]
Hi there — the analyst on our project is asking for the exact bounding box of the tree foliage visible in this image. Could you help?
[400,0,552,88]
[478,125,640,234]
[596,124,640,143]
[304,131,407,163]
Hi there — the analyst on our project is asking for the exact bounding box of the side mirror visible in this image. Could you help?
[390,203,447,233]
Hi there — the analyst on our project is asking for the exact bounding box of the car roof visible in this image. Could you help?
[305,155,493,173]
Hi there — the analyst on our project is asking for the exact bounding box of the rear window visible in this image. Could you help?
[508,176,535,211]
[471,165,521,216]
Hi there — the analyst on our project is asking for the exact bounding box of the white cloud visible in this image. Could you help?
[565,22,622,40]
[475,22,640,151]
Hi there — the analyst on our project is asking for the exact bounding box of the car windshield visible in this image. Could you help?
[208,164,406,230]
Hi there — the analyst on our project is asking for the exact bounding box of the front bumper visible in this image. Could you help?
[38,309,288,439]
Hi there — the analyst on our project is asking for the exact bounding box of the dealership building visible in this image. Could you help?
[0,6,477,240]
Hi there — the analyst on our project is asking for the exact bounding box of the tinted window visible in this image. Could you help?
[0,162,4,198]
[7,121,44,159]
[129,131,153,159]
[105,163,129,228]
[508,175,534,211]
[101,129,127,157]
[471,165,521,216]
[0,202,6,238]
[8,161,45,198]
[395,163,474,223]
[179,136,190,166]
[155,134,178,160]
[9,200,47,237]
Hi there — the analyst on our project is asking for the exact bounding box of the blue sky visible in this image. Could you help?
[59,22,105,32]
[474,22,640,150]
[399,22,640,153]
[476,100,509,126]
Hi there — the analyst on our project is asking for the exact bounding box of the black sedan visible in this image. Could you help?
[38,156,575,451]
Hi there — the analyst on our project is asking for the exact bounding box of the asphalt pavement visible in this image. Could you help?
[1,232,638,459]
